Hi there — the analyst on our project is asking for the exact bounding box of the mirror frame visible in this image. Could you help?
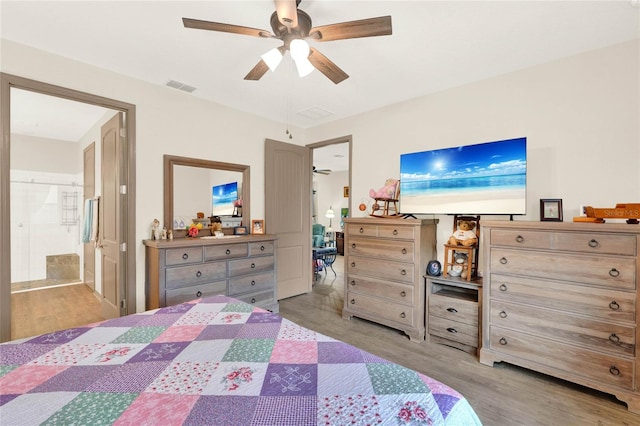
[163,155,250,237]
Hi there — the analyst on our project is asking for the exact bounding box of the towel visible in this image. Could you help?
[82,198,92,243]
[91,197,99,244]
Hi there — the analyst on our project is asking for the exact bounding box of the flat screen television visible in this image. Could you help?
[211,181,238,216]
[399,137,527,215]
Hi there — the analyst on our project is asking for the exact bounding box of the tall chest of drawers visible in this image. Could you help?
[144,235,278,312]
[480,221,640,412]
[342,217,438,341]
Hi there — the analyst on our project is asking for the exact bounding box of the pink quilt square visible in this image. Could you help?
[114,393,199,425]
[270,340,317,364]
[154,325,205,343]
[0,365,67,394]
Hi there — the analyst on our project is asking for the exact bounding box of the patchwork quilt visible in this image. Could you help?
[1,295,482,425]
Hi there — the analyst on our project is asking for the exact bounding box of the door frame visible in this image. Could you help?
[0,72,137,342]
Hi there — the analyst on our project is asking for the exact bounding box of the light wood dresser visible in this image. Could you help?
[480,221,640,413]
[144,235,278,312]
[342,217,438,341]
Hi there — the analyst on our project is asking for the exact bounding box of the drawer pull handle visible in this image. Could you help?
[393,229,398,235]
[350,299,356,305]
[609,300,620,310]
[609,268,620,278]
[609,333,621,344]
[251,263,256,269]
[196,291,202,297]
[182,253,189,260]
[352,243,357,249]
[401,248,407,254]
[447,307,458,313]
[225,249,231,255]
[351,262,356,268]
[196,271,202,278]
[499,257,508,265]
[251,298,256,304]
[515,235,524,243]
[447,327,458,334]
[499,337,508,345]
[350,280,356,286]
[400,269,407,276]
[499,284,508,292]
[609,366,621,376]
[359,227,364,233]
[400,312,406,318]
[588,239,599,248]
[251,280,256,286]
[499,311,507,318]
[260,245,265,251]
[400,291,406,297]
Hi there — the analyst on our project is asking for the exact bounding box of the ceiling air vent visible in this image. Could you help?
[165,80,196,93]
[296,106,333,120]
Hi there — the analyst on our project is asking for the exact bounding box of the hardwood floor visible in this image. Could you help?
[279,255,640,426]
[11,283,104,340]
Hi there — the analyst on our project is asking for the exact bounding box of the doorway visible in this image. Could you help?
[0,73,137,342]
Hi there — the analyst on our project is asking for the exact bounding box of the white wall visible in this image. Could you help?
[306,40,640,272]
[314,170,349,231]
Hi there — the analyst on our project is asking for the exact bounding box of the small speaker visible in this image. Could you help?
[426,260,442,276]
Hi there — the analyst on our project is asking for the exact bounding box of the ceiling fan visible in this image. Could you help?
[313,166,331,175]
[182,0,392,84]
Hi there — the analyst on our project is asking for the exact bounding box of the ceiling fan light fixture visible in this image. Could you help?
[294,57,315,77]
[261,47,283,71]
[289,38,309,61]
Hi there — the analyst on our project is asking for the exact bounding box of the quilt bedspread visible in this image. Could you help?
[1,295,481,425]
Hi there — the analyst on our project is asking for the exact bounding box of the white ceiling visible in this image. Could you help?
[2,0,639,170]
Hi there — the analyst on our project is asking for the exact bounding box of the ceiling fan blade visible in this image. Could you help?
[244,59,270,81]
[308,48,349,84]
[183,17,274,38]
[309,16,392,41]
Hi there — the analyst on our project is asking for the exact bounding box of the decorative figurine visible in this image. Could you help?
[151,219,161,240]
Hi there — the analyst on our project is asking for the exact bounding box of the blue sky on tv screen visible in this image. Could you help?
[400,138,526,189]
[212,181,238,206]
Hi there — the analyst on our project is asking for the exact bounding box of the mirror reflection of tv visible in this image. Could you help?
[399,137,527,215]
[211,181,238,216]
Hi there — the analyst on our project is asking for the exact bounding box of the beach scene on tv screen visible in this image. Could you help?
[399,138,527,215]
[211,182,238,216]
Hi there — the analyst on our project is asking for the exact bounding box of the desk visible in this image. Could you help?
[312,247,337,278]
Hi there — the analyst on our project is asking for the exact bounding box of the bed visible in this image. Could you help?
[1,295,482,425]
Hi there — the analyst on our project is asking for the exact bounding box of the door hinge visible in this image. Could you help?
[120,299,126,309]
[120,128,126,138]
[120,185,127,194]
[120,242,127,252]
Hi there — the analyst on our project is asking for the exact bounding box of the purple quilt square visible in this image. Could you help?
[236,323,281,339]
[31,365,115,392]
[252,395,317,425]
[201,295,231,304]
[246,312,282,324]
[317,341,365,364]
[261,364,317,396]
[186,395,259,425]
[87,361,169,393]
[136,313,184,327]
[157,303,195,315]
[96,315,146,328]
[127,342,189,363]
[0,343,58,364]
[0,394,19,406]
[434,393,460,418]
[196,324,243,341]
[27,327,90,344]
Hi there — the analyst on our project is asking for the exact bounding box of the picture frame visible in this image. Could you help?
[343,186,349,197]
[234,226,248,235]
[540,199,563,222]
[252,219,265,234]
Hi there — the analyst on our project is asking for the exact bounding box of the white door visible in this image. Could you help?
[265,139,312,299]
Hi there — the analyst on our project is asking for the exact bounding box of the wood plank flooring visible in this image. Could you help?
[10,256,640,424]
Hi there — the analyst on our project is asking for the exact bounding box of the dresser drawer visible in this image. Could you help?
[378,225,415,239]
[429,316,478,348]
[489,326,634,390]
[228,256,274,277]
[228,271,274,296]
[429,293,478,326]
[249,241,274,256]
[347,256,414,284]
[346,223,378,237]
[490,274,636,322]
[491,248,636,290]
[347,237,415,262]
[346,291,415,326]
[490,229,636,256]
[490,300,635,356]
[346,275,414,305]
[165,261,227,289]
[204,243,249,260]
[234,290,274,307]
[165,247,203,266]
[165,280,226,305]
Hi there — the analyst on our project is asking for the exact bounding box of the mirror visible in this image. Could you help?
[163,155,250,237]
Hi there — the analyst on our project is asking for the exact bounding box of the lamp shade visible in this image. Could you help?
[261,47,283,72]
[325,208,335,219]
